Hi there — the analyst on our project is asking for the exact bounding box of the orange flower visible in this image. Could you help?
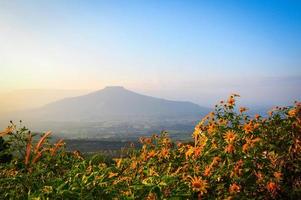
[203,165,212,177]
[224,144,235,153]
[160,147,170,159]
[147,150,156,158]
[185,146,194,159]
[255,171,264,183]
[194,146,203,158]
[239,107,248,113]
[114,158,123,168]
[223,130,236,143]
[274,172,282,182]
[227,96,235,106]
[288,108,296,117]
[131,161,137,169]
[108,172,118,178]
[229,183,240,194]
[189,176,208,194]
[242,143,249,153]
[231,160,243,178]
[266,181,278,194]
[243,121,254,133]
[218,119,228,126]
[207,123,216,134]
[254,114,260,120]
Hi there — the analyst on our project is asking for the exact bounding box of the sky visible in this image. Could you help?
[0,0,300,107]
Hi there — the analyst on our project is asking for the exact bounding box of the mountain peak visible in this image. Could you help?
[103,86,125,90]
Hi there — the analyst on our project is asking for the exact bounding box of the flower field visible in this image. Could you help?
[0,95,300,199]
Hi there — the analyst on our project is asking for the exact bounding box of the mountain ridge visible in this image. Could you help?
[29,86,209,122]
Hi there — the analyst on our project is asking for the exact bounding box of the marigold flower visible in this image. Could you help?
[242,143,249,153]
[185,146,194,159]
[224,144,235,153]
[218,119,228,126]
[239,107,248,113]
[288,108,296,117]
[274,171,282,182]
[131,161,137,169]
[223,130,236,143]
[229,183,240,194]
[203,165,212,177]
[266,181,278,194]
[160,147,170,159]
[114,158,123,168]
[147,150,156,158]
[227,96,235,106]
[194,146,203,158]
[231,160,243,178]
[255,171,264,183]
[189,176,208,194]
[207,123,216,134]
[243,121,254,133]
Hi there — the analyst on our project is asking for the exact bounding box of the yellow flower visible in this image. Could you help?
[223,130,236,143]
[189,176,208,194]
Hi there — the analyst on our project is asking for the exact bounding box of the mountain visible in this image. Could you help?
[25,86,209,122]
[1,86,209,139]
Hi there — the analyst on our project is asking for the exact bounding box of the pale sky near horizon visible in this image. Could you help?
[0,0,300,107]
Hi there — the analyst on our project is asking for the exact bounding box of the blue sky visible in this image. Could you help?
[0,0,300,106]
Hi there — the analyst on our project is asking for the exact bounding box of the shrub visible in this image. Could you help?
[0,95,300,199]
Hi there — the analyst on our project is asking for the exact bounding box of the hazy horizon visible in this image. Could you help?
[1,0,300,112]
